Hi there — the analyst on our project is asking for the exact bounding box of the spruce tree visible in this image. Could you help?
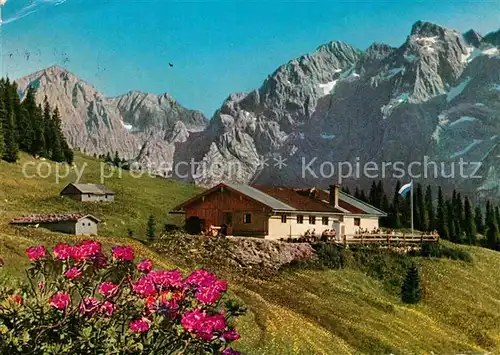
[105,152,112,163]
[369,181,377,207]
[486,219,499,251]
[31,104,46,157]
[50,107,65,162]
[447,199,456,242]
[454,192,464,242]
[424,185,434,231]
[436,187,448,239]
[147,215,156,242]
[42,97,53,158]
[392,181,402,229]
[463,197,476,245]
[415,184,427,231]
[1,108,18,163]
[0,107,4,158]
[113,151,121,167]
[475,206,485,235]
[354,187,361,200]
[401,264,421,304]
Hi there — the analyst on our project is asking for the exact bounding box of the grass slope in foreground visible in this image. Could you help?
[0,154,499,354]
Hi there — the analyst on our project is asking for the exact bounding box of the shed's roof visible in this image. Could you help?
[9,213,101,224]
[63,183,114,195]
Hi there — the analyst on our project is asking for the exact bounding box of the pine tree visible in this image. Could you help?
[447,199,456,241]
[475,206,485,235]
[360,190,368,203]
[415,184,427,231]
[424,185,435,231]
[369,181,377,207]
[375,180,384,209]
[463,197,476,245]
[401,264,421,304]
[436,187,448,239]
[486,219,499,251]
[31,104,46,157]
[0,106,4,158]
[113,151,121,167]
[50,107,65,162]
[354,187,361,200]
[454,192,464,242]
[1,107,18,163]
[42,97,53,158]
[392,181,401,229]
[105,152,112,163]
[147,215,156,242]
[380,194,390,227]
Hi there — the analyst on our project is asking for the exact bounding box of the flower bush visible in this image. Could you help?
[0,241,244,354]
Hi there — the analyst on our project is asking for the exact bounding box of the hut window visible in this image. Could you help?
[88,194,91,198]
[354,218,361,226]
[88,223,91,226]
[297,215,304,224]
[243,213,252,224]
[309,216,316,225]
[280,214,287,223]
[322,217,329,225]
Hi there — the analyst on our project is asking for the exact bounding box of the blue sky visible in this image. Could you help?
[0,0,498,117]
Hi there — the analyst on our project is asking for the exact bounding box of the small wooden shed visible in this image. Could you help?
[60,183,115,202]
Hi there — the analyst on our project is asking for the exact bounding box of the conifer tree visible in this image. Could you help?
[415,184,427,231]
[475,206,485,235]
[147,215,156,242]
[50,107,65,162]
[354,187,361,200]
[424,185,435,231]
[447,199,456,242]
[463,197,476,245]
[392,181,402,229]
[31,104,46,157]
[0,106,4,158]
[369,181,377,207]
[454,192,464,242]
[113,151,121,167]
[359,190,368,203]
[1,109,18,162]
[375,180,384,209]
[436,187,448,239]
[486,219,499,251]
[105,152,112,163]
[401,264,421,304]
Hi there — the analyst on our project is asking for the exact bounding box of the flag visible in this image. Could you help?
[398,181,412,197]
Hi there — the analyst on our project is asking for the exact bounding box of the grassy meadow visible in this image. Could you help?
[0,153,499,354]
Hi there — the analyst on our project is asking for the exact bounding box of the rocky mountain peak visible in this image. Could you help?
[483,29,500,46]
[463,29,483,47]
[410,20,449,37]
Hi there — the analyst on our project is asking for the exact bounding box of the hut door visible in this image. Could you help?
[222,212,233,236]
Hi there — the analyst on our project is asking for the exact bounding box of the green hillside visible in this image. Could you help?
[1,153,500,354]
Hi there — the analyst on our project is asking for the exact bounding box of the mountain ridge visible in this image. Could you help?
[14,21,500,197]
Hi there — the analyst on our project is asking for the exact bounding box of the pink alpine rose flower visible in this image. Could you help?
[79,297,100,316]
[147,270,183,289]
[50,291,71,310]
[98,282,119,298]
[111,246,134,262]
[132,277,156,297]
[100,301,115,317]
[26,246,47,261]
[9,294,23,305]
[129,317,151,333]
[72,240,102,262]
[53,244,74,260]
[64,267,82,279]
[221,329,241,341]
[222,348,240,355]
[137,259,153,273]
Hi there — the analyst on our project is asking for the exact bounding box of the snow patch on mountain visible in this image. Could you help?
[447,77,471,102]
[450,139,483,159]
[318,80,338,96]
[449,116,477,127]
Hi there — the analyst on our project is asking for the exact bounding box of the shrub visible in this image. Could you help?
[419,243,473,262]
[0,241,244,354]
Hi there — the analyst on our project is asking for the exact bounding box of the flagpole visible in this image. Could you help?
[410,179,414,237]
